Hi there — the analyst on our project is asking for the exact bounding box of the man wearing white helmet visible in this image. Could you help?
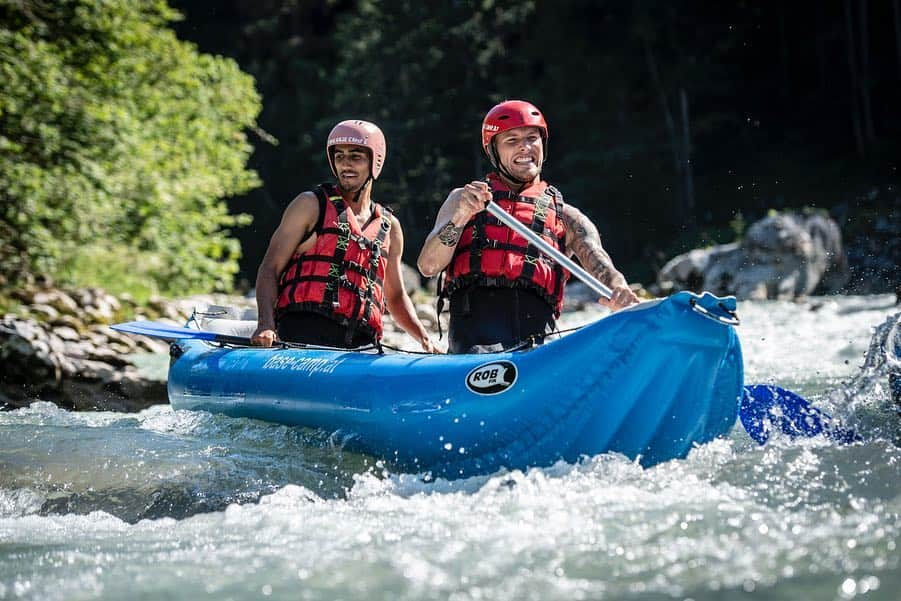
[418,100,639,353]
[252,120,438,352]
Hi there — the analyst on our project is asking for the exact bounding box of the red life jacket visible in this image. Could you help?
[276,183,392,342]
[445,173,569,317]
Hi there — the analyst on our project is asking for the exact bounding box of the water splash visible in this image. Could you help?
[1,295,899,600]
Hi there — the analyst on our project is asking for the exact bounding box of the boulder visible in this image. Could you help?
[32,290,80,315]
[658,212,849,300]
[27,304,60,322]
[0,318,64,386]
[0,312,165,411]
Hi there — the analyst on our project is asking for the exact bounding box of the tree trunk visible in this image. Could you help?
[894,0,901,84]
[815,11,828,95]
[844,0,865,156]
[642,38,686,227]
[779,7,789,103]
[679,88,695,221]
[859,0,876,142]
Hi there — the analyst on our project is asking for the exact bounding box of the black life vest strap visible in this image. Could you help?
[546,185,568,303]
[320,186,350,314]
[468,210,488,276]
[347,206,391,345]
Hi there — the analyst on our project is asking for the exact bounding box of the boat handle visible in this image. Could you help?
[689,298,741,326]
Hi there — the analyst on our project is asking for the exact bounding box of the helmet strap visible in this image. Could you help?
[490,141,530,190]
[351,175,373,204]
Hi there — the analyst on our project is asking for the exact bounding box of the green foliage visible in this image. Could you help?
[329,0,539,238]
[62,242,160,302]
[0,0,261,295]
[325,0,755,259]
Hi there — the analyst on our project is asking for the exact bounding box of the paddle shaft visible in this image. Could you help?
[111,321,253,345]
[485,201,613,300]
[211,334,254,346]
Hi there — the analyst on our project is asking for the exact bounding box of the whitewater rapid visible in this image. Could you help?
[1,295,898,600]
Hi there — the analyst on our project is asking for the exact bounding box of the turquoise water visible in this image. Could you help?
[1,295,899,600]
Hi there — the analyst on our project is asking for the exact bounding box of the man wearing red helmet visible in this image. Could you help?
[418,100,639,353]
[251,120,438,352]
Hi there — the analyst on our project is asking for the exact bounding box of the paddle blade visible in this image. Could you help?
[740,384,860,445]
[111,320,221,341]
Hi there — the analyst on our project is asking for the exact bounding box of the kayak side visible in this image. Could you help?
[168,291,743,477]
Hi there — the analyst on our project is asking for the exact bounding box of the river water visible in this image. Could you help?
[1,295,899,600]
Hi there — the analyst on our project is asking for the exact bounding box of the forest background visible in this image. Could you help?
[2,0,899,303]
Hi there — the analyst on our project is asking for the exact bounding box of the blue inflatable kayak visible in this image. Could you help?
[162,291,743,478]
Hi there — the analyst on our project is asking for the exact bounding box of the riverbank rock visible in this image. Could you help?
[0,282,205,411]
[0,315,167,411]
[657,212,849,300]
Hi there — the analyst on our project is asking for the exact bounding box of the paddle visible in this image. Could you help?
[110,320,367,351]
[111,320,253,346]
[486,201,614,300]
[741,384,860,444]
[486,200,859,445]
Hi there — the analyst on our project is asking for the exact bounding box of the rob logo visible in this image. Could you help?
[465,361,518,395]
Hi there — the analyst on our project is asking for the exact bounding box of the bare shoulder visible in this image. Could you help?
[285,190,320,214]
[278,191,319,226]
[559,201,586,223]
[387,213,405,248]
[560,203,596,234]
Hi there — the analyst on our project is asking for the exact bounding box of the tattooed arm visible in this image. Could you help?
[417,181,492,277]
[561,203,639,310]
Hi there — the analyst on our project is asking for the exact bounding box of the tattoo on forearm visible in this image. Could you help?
[562,209,624,287]
[437,222,463,247]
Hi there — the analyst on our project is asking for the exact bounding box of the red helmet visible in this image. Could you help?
[326,120,387,180]
[481,100,548,165]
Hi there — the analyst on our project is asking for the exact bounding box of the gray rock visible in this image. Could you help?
[32,290,80,315]
[658,212,848,300]
[1,309,157,411]
[134,336,170,354]
[49,314,85,331]
[53,326,82,342]
[68,358,119,382]
[104,370,167,407]
[414,303,438,329]
[82,304,114,325]
[103,328,139,351]
[71,288,95,308]
[0,318,63,385]
[26,303,60,322]
[85,346,132,368]
[57,340,95,360]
